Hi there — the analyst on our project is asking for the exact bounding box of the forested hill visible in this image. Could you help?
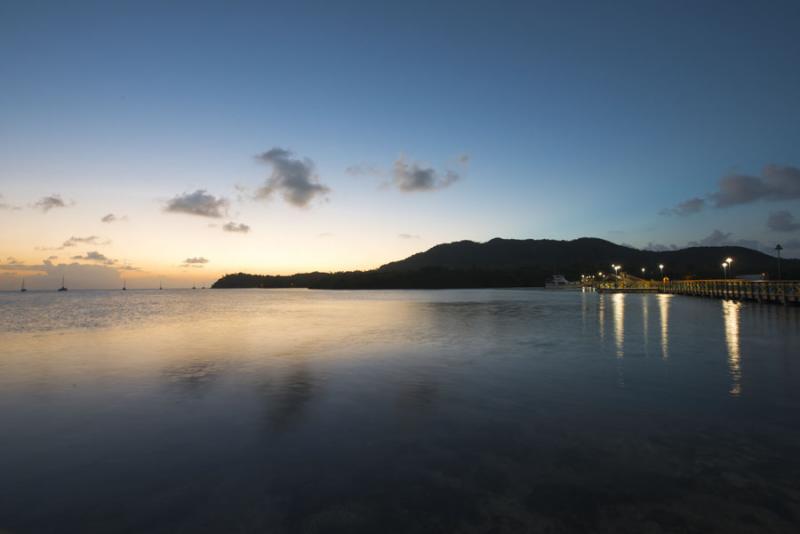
[212,237,795,289]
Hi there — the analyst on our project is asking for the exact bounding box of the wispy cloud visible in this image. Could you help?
[643,242,678,252]
[182,257,209,267]
[767,210,800,232]
[255,147,330,207]
[391,155,463,192]
[644,230,785,255]
[345,163,384,177]
[34,194,70,212]
[0,258,132,288]
[398,233,420,239]
[165,190,229,218]
[347,154,468,192]
[660,197,705,216]
[222,222,250,234]
[0,194,21,210]
[101,213,127,223]
[712,165,800,207]
[62,235,109,248]
[688,229,732,247]
[71,251,116,265]
[663,164,800,214]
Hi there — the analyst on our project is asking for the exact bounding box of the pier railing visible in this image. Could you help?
[593,278,799,304]
[661,280,800,304]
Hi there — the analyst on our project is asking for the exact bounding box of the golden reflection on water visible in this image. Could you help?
[657,294,670,360]
[612,293,625,358]
[722,300,742,397]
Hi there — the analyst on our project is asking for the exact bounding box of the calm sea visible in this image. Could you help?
[1,289,799,533]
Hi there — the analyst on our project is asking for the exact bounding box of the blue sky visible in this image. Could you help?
[1,0,799,287]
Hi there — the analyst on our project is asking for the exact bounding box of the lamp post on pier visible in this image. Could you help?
[726,257,733,278]
[776,244,783,281]
[722,262,728,280]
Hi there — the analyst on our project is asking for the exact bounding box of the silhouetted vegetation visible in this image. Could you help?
[212,237,798,289]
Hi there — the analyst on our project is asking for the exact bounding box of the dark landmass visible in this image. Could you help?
[212,237,796,289]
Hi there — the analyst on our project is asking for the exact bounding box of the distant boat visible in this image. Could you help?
[192,284,197,290]
[58,275,68,292]
[122,279,127,291]
[20,278,27,292]
[159,281,163,290]
[544,274,581,290]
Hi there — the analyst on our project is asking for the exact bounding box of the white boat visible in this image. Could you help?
[544,274,581,289]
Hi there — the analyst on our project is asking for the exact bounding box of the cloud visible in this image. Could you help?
[101,213,127,223]
[660,197,705,216]
[780,238,800,251]
[0,259,125,289]
[767,210,800,232]
[35,235,110,251]
[345,153,468,193]
[391,156,461,192]
[643,242,678,252]
[182,257,209,265]
[661,164,800,215]
[255,148,330,207]
[0,194,21,210]
[34,194,70,212]
[165,190,229,218]
[71,251,116,265]
[685,229,781,254]
[61,235,109,249]
[222,222,250,233]
[345,163,384,177]
[398,233,420,239]
[688,229,732,247]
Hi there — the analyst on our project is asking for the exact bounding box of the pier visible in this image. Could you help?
[595,278,800,305]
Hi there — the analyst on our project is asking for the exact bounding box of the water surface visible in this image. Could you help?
[1,289,799,533]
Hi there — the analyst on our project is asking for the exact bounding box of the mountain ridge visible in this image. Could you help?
[213,237,795,289]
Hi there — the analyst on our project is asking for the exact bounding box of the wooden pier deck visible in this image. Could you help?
[594,279,799,304]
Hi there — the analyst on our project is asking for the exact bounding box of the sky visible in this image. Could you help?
[1,0,799,289]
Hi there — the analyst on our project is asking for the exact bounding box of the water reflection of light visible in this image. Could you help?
[598,295,605,341]
[723,300,742,397]
[581,290,587,333]
[642,296,649,355]
[612,293,625,358]
[657,294,670,360]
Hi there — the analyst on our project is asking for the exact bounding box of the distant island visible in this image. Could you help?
[212,237,795,289]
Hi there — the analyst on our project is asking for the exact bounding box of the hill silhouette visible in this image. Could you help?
[212,237,795,289]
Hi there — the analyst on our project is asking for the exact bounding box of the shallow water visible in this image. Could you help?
[1,289,799,533]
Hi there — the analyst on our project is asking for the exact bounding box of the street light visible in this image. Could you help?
[722,262,728,279]
[726,257,734,278]
[776,244,783,281]
[658,264,664,278]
